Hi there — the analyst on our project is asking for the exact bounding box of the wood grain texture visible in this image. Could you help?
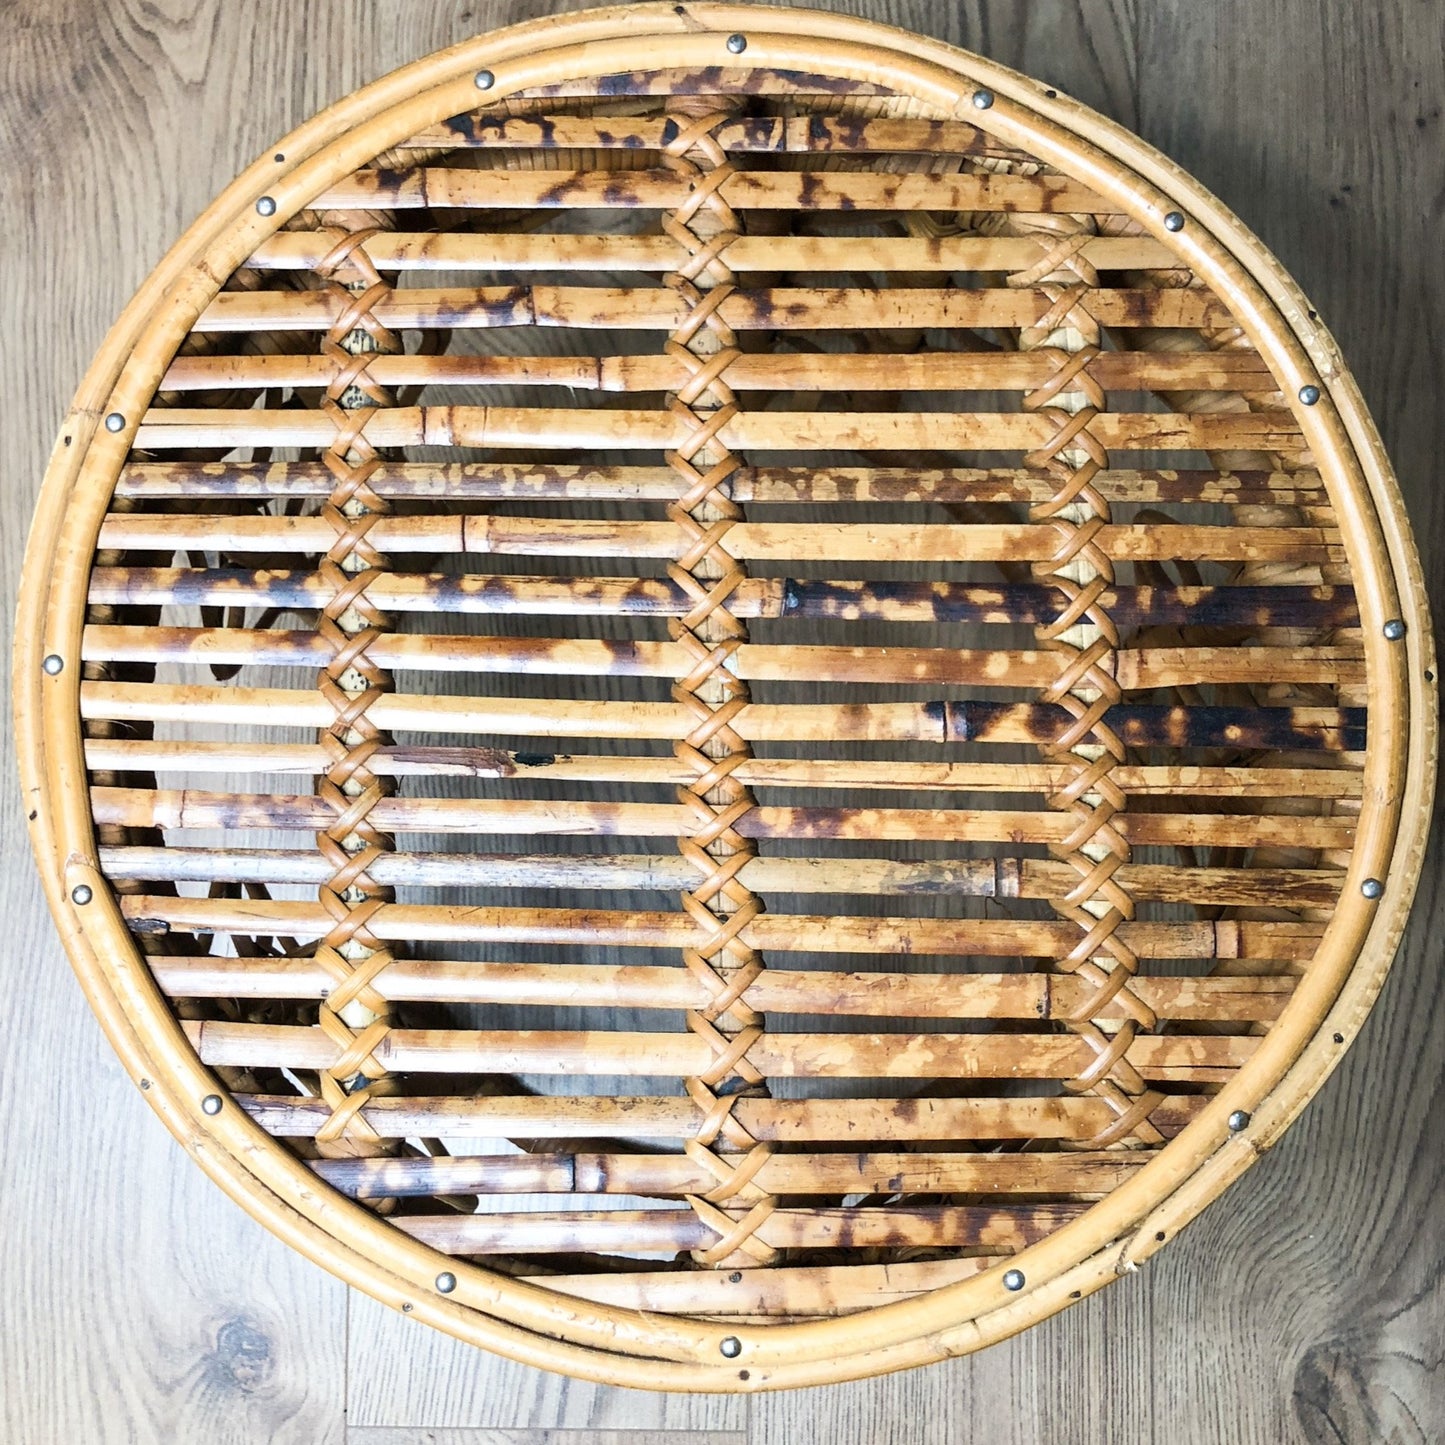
[347,1433,746,1445]
[1,0,1439,1442]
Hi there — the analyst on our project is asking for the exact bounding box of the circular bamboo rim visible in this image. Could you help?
[14,2,1436,1390]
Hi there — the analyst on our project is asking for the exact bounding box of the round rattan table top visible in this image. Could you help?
[14,2,1436,1391]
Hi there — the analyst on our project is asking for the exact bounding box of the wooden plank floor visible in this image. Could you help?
[2,2,1440,1441]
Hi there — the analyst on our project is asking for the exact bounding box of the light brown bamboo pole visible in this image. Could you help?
[236,1090,1206,1143]
[77,624,1366,691]
[189,285,1226,336]
[307,165,1120,213]
[180,1018,1259,1081]
[147,953,1299,1021]
[130,405,1302,455]
[93,513,1341,565]
[83,569,1362,631]
[80,685,1368,752]
[102,846,1345,909]
[393,1202,1083,1256]
[389,112,1023,156]
[80,738,1367,797]
[113,460,1328,506]
[126,894,1326,959]
[310,1148,1145,1200]
[90,786,1359,849]
[158,347,1277,393]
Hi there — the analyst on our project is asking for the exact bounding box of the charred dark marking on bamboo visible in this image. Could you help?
[237,1091,1206,1142]
[309,1148,1143,1200]
[394,1202,1085,1255]
[113,462,1329,506]
[518,67,894,100]
[945,701,1366,751]
[87,568,1360,631]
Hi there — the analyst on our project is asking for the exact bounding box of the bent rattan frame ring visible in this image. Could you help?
[14,2,1437,1391]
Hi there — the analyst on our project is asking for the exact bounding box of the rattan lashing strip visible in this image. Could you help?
[307,225,404,1160]
[1003,208,1163,1150]
[660,107,777,1271]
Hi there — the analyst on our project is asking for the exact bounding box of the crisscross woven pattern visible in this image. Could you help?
[20,4,1431,1390]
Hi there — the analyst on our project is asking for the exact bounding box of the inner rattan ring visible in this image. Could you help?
[14,2,1435,1392]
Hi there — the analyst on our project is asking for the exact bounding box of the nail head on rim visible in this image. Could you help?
[1382,618,1406,641]
[474,69,495,89]
[972,88,995,110]
[726,33,747,53]
[1298,383,1321,405]
[201,1094,224,1116]
[1361,877,1384,900]
[435,1271,457,1294]
[1164,210,1185,231]
[71,884,93,905]
[42,654,64,675]
[719,1335,743,1357]
[104,412,125,432]
[1227,1109,1251,1132]
[1002,1268,1026,1291]
[256,195,277,216]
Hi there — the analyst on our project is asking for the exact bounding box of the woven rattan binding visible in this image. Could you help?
[15,3,1435,1391]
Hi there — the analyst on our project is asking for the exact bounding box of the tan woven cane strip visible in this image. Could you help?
[1005,215,1164,1148]
[309,228,403,1158]
[660,107,780,1269]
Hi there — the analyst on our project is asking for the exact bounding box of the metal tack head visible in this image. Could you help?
[1382,617,1407,641]
[42,653,64,675]
[719,1335,743,1358]
[972,88,995,110]
[104,412,125,432]
[435,1271,458,1294]
[201,1094,224,1116]
[474,69,495,89]
[1298,383,1321,405]
[1164,210,1185,232]
[1227,1109,1251,1132]
[256,195,277,217]
[1002,1268,1026,1292]
[71,884,93,905]
[726,33,747,54]
[1361,877,1384,900]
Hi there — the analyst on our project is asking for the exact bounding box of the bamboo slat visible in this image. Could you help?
[113,462,1327,505]
[189,286,1224,335]
[180,1018,1259,1080]
[236,1091,1207,1143]
[91,785,1359,850]
[80,684,1368,752]
[308,165,1121,214]
[148,954,1300,1021]
[310,1149,1144,1200]
[82,741,1366,799]
[158,347,1278,393]
[392,113,1016,156]
[247,230,1187,274]
[104,846,1345,908]
[394,1203,1084,1256]
[85,569,1359,629]
[78,624,1367,690]
[136,896,1326,960]
[94,514,1338,565]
